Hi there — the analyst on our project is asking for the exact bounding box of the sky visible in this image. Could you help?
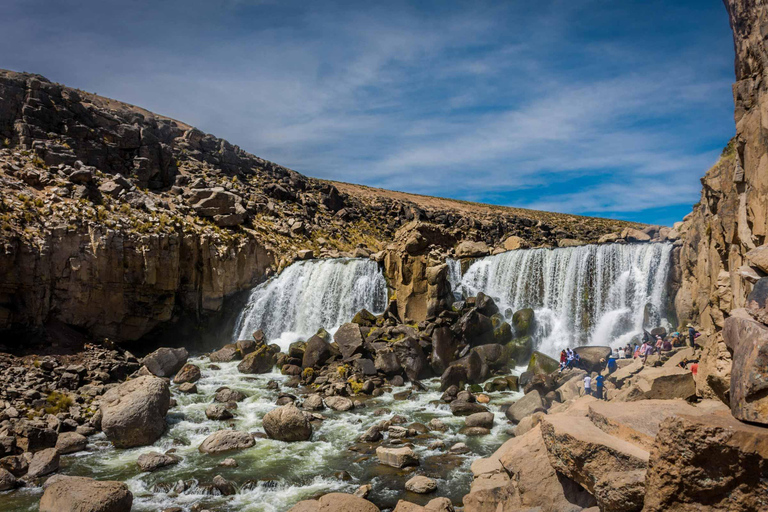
[2,0,735,225]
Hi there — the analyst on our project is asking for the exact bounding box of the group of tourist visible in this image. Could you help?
[558,348,582,372]
[607,324,701,366]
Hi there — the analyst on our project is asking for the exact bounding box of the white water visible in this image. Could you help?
[449,243,673,355]
[232,258,387,351]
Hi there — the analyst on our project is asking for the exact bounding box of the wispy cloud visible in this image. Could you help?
[0,0,734,225]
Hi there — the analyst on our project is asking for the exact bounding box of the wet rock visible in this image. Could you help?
[376,446,419,468]
[393,336,428,381]
[199,430,255,454]
[302,394,325,411]
[325,396,354,412]
[40,475,132,512]
[375,351,401,375]
[27,447,60,478]
[440,365,467,391]
[527,351,559,375]
[215,387,246,403]
[219,458,238,467]
[55,432,87,454]
[173,363,201,384]
[362,425,383,442]
[0,467,16,491]
[141,347,189,378]
[262,404,313,441]
[406,475,437,493]
[210,344,241,362]
[178,382,197,394]
[459,426,491,436]
[213,474,236,495]
[505,389,546,423]
[206,404,234,421]
[431,326,458,374]
[450,400,489,416]
[573,346,612,373]
[136,451,181,472]
[512,308,535,336]
[465,412,494,429]
[238,343,278,374]
[101,376,170,448]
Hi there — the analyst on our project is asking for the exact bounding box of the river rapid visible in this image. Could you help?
[7,356,520,512]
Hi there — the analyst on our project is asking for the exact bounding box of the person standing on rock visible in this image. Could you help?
[594,374,604,399]
[688,324,697,349]
[583,374,591,396]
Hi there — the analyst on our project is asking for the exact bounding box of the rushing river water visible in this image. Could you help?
[7,356,520,511]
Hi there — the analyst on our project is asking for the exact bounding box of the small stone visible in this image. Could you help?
[406,475,437,494]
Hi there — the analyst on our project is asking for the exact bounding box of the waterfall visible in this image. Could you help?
[451,243,673,355]
[232,258,387,351]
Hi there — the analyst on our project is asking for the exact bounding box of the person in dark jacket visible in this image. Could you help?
[688,324,697,349]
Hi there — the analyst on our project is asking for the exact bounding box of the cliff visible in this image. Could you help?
[0,69,641,347]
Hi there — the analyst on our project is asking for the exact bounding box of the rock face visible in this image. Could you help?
[644,413,768,512]
[100,376,170,448]
[39,475,133,512]
[722,315,768,424]
[262,404,313,442]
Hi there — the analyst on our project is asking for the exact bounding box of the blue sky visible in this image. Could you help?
[2,0,735,225]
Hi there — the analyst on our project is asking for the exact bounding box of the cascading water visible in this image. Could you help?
[232,258,387,350]
[449,243,673,355]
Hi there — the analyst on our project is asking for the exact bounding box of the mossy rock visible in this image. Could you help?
[352,309,377,326]
[505,335,533,362]
[493,319,513,344]
[512,308,535,336]
[315,328,332,342]
[468,384,483,393]
[527,351,559,375]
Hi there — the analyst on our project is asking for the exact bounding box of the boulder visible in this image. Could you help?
[573,346,611,373]
[0,467,15,491]
[302,394,325,411]
[375,350,401,375]
[456,240,491,258]
[475,293,500,317]
[450,350,486,384]
[406,475,437,493]
[465,425,596,512]
[644,413,768,512]
[288,492,381,512]
[393,336,428,381]
[450,400,489,416]
[722,315,768,425]
[303,334,331,368]
[456,309,495,346]
[539,414,649,511]
[262,404,313,441]
[614,367,696,402]
[527,351,559,375]
[505,335,533,362]
[210,343,241,362]
[136,451,180,472]
[238,343,278,374]
[325,396,354,412]
[27,447,60,478]
[621,228,651,242]
[502,235,526,251]
[352,308,378,326]
[431,326,458,374]
[334,323,365,359]
[745,244,768,274]
[206,404,234,420]
[465,412,494,429]
[512,308,535,336]
[39,475,132,512]
[376,446,419,468]
[172,363,201,384]
[215,387,247,403]
[141,347,188,378]
[199,430,255,454]
[505,389,547,423]
[55,432,87,454]
[101,376,170,448]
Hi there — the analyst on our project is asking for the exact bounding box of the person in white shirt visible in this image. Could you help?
[583,374,592,396]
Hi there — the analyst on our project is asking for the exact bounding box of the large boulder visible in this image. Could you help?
[440,364,467,391]
[456,309,495,346]
[464,425,596,512]
[722,315,768,425]
[141,347,188,378]
[334,323,365,359]
[288,492,380,512]
[172,363,201,384]
[55,432,87,454]
[573,346,612,373]
[40,475,132,512]
[614,367,696,402]
[302,334,331,368]
[644,413,768,512]
[527,351,559,375]
[376,446,419,468]
[512,308,535,336]
[210,343,241,362]
[455,240,491,258]
[199,430,255,454]
[539,414,649,511]
[262,404,313,441]
[100,376,170,448]
[393,336,428,381]
[136,451,181,472]
[451,350,486,384]
[431,326,458,374]
[0,467,16,491]
[505,335,533,362]
[505,389,547,423]
[27,447,60,478]
[238,342,279,374]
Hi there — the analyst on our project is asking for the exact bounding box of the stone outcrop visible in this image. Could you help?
[723,315,768,424]
[100,375,170,448]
